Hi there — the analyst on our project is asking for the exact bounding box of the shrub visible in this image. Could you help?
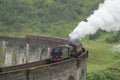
[87,70,117,80]
[106,30,120,43]
[89,30,106,40]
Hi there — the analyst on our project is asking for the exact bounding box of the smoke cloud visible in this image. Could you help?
[69,0,120,40]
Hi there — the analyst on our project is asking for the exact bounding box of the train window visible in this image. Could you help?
[62,48,69,58]
[77,46,82,53]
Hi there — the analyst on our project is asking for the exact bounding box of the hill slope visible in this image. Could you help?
[82,30,120,80]
[1,0,120,79]
[0,0,104,37]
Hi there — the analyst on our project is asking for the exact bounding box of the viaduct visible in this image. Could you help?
[0,35,88,80]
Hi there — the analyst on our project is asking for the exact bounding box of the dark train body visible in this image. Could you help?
[50,47,63,61]
[25,34,87,62]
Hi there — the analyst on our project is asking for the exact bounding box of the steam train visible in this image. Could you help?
[50,44,86,62]
[25,34,87,62]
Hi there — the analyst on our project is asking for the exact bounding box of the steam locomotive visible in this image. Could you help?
[25,34,86,62]
[50,43,86,62]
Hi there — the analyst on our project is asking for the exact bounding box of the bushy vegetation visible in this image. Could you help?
[1,0,120,80]
[88,29,106,40]
[87,70,118,80]
[82,31,120,80]
[88,29,120,43]
[106,31,120,43]
[0,0,104,37]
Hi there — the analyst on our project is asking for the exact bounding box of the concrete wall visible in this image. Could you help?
[0,54,87,80]
[0,36,60,66]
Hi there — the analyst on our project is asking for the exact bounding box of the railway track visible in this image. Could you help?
[0,50,87,76]
[0,59,50,73]
[0,57,71,73]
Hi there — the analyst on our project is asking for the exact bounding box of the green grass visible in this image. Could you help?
[87,70,118,80]
[19,0,35,4]
[81,32,120,79]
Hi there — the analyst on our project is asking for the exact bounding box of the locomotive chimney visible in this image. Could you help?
[68,38,82,47]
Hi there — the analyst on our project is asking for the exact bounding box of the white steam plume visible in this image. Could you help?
[69,0,120,40]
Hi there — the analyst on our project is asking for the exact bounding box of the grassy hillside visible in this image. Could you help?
[82,31,120,80]
[0,0,120,80]
[0,0,104,37]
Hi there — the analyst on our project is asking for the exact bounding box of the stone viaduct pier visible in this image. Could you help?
[0,35,88,80]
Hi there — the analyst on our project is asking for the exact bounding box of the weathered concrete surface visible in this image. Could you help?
[0,53,87,80]
[0,36,87,80]
[0,36,61,66]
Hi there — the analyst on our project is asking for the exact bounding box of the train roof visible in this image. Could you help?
[26,34,68,44]
[25,34,69,40]
[25,34,82,46]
